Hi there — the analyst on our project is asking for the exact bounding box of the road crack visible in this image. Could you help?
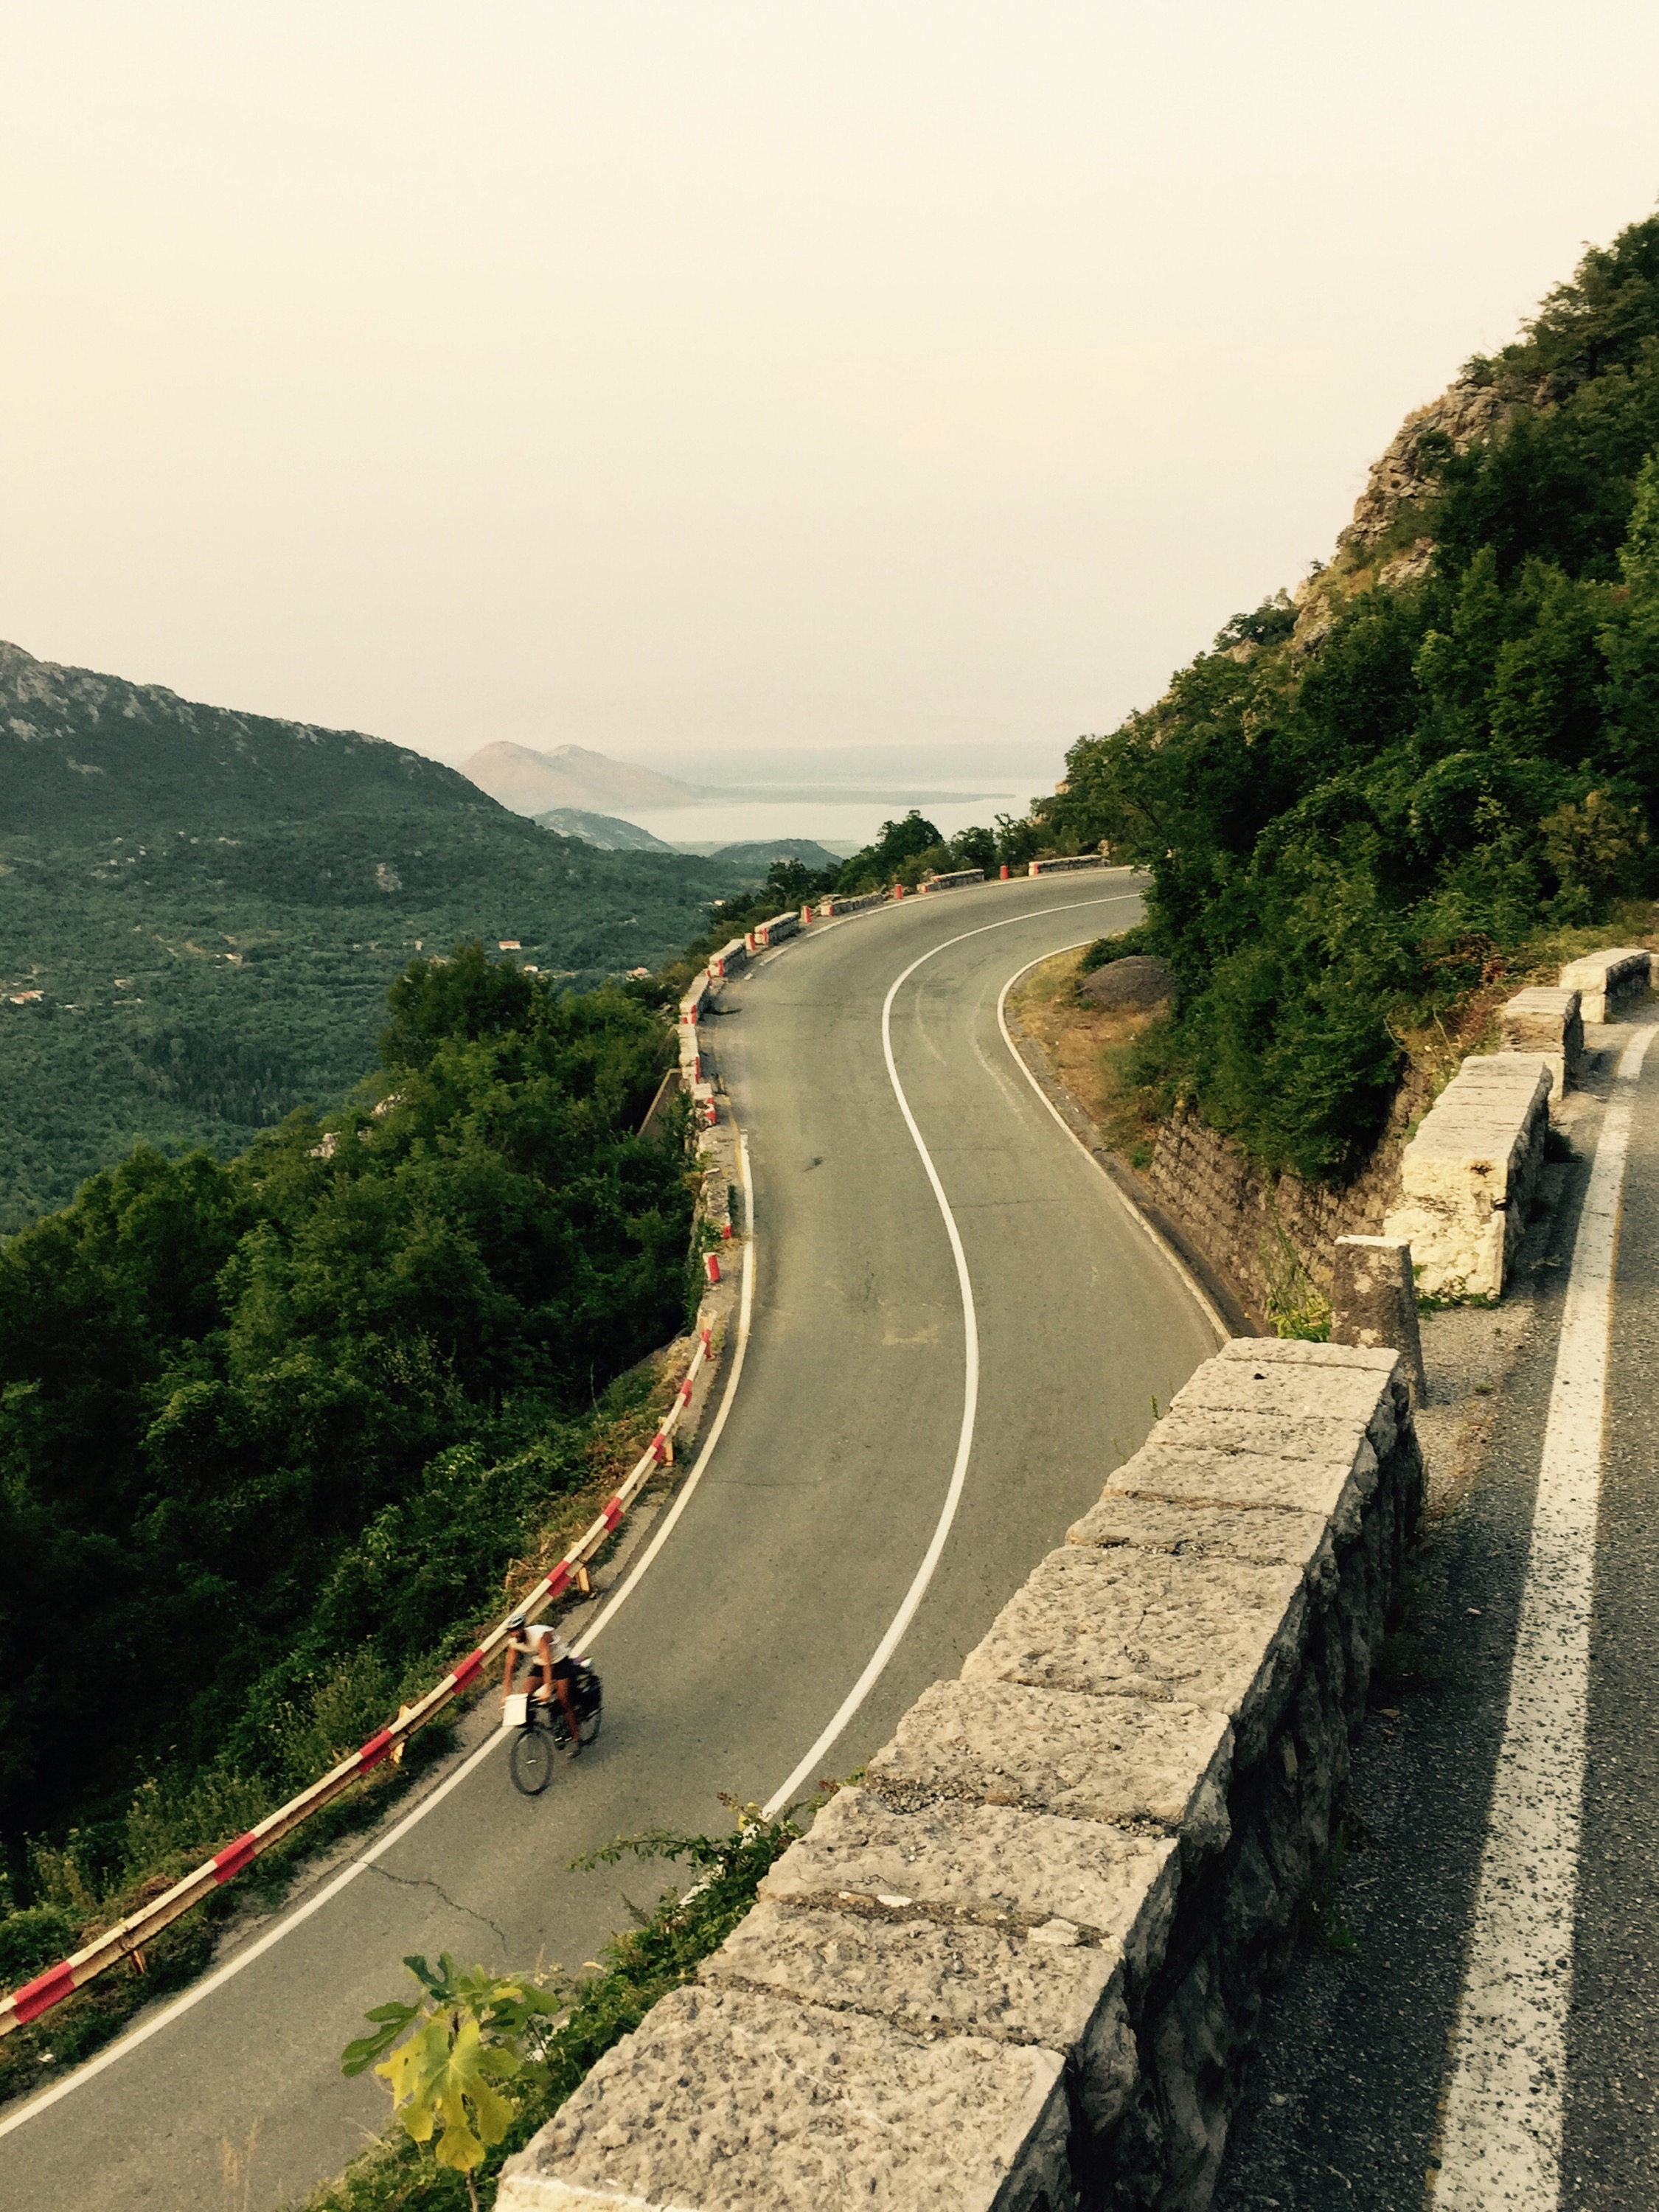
[361,1860,510,1950]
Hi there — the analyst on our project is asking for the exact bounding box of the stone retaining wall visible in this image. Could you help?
[1142,1107,1399,1327]
[1558,945,1651,1024]
[1498,986,1582,1096]
[498,1337,1421,2212]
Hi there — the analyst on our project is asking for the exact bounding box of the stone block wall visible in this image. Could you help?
[1141,1107,1400,1327]
[497,1338,1421,2212]
[1382,1053,1551,1299]
[1558,945,1651,1024]
[1498,987,1582,1096]
[817,891,888,917]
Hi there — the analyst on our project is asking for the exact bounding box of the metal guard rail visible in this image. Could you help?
[0,1325,717,2036]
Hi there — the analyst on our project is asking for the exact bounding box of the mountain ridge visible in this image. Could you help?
[459,739,698,816]
[0,639,755,1231]
[2,640,490,829]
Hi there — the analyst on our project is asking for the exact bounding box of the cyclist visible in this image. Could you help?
[502,1608,584,1758]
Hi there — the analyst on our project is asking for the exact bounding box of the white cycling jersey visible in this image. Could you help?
[511,1621,572,1666]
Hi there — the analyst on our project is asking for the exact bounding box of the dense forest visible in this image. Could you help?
[0,945,692,1893]
[0,643,754,1231]
[1032,213,1659,1178]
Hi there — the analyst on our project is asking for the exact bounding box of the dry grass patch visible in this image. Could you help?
[1007,949,1163,1169]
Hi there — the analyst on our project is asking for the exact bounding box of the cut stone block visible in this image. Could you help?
[702,1901,1139,2138]
[1116,1436,1378,1538]
[1559,945,1651,1025]
[1168,1357,1395,1450]
[761,1787,1179,1954]
[702,1893,1114,2048]
[1150,1405,1376,1464]
[960,1545,1307,1761]
[493,1983,1074,2212]
[1329,1235,1427,1406]
[1215,1337,1400,1374]
[1498,986,1582,1096]
[1445,1051,1555,1088]
[863,1677,1228,1857]
[1382,1054,1551,1298]
[1067,1492,1334,1583]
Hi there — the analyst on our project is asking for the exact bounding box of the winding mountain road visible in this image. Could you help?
[0,871,1219,2211]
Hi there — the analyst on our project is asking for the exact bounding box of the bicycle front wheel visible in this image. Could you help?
[509,1722,554,1796]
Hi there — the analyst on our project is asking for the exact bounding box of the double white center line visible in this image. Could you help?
[1431,1025,1657,2207]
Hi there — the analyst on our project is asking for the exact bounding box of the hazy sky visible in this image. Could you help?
[3,3,1658,782]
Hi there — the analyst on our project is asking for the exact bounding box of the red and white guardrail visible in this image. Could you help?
[0,1324,722,2039]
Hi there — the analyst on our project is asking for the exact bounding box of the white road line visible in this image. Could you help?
[994,950,1228,1346]
[762,894,1140,1815]
[0,1141,762,2138]
[1430,1024,1658,2208]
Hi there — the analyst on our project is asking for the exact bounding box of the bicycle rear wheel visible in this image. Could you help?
[509,1721,554,1796]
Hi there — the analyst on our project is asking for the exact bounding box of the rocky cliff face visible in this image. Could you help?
[1284,369,1532,655]
[1338,371,1516,552]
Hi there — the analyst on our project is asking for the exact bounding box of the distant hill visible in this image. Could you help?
[0,642,744,1232]
[535,807,677,853]
[459,740,698,817]
[704,838,845,872]
[2,639,483,832]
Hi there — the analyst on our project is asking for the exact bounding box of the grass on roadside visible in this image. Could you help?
[287,1804,808,2212]
[1006,947,1165,1170]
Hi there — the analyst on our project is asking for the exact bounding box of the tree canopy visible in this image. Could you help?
[1033,213,1659,1178]
[0,946,689,1854]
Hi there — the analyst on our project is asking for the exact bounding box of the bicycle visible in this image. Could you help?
[507,1662,603,1796]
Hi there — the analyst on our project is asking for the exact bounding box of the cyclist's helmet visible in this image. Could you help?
[506,1610,527,1632]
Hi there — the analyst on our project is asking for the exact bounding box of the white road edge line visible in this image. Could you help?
[0,1138,762,2138]
[762,893,1141,1815]
[995,950,1228,1346]
[1430,1023,1658,2209]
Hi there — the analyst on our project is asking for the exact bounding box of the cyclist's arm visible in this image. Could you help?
[502,1641,521,1700]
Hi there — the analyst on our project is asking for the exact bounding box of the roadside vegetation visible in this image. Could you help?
[289,1806,804,2212]
[1029,213,1659,1182]
[0,821,752,1238]
[1006,945,1168,1170]
[0,945,703,2087]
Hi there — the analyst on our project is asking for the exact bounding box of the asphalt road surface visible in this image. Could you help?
[0,872,1219,2212]
[1214,1014,1659,2211]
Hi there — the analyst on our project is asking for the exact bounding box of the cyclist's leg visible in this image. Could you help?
[552,1659,582,1754]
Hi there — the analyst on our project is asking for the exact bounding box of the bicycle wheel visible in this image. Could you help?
[509,1721,554,1796]
[578,1688,602,1747]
